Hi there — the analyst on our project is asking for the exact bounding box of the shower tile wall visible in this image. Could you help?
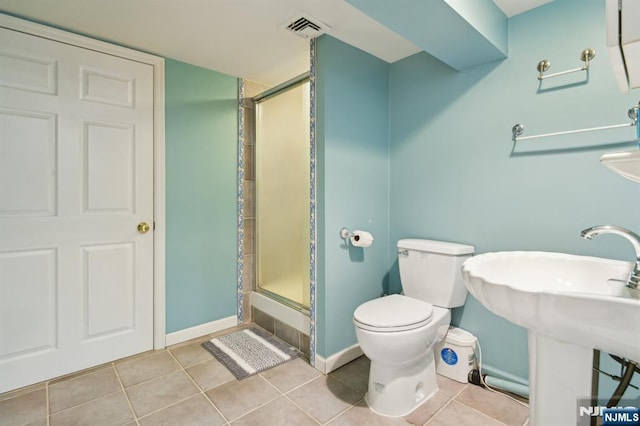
[241,80,268,324]
[252,307,311,359]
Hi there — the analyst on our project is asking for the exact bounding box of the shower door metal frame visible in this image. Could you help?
[253,74,311,313]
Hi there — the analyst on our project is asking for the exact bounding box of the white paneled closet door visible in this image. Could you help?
[0,26,155,393]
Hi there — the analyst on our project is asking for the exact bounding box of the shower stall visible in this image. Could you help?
[254,77,311,311]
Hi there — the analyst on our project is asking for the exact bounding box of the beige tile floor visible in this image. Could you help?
[0,325,529,426]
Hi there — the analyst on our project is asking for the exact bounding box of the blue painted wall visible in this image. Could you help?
[388,0,640,382]
[165,59,238,333]
[315,36,390,357]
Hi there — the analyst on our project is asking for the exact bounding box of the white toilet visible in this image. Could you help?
[353,239,474,417]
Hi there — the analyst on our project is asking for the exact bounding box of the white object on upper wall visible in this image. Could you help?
[607,0,640,92]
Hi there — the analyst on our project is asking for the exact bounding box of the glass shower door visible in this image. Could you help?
[255,81,310,309]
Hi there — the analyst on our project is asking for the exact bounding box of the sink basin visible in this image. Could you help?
[462,251,640,426]
[462,251,640,362]
[600,150,640,183]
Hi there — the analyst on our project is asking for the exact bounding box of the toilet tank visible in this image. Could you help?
[397,239,474,308]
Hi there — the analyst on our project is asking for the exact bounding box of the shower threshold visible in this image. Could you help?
[251,291,310,335]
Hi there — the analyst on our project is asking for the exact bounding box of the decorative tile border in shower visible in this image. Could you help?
[309,37,317,367]
[237,78,245,324]
[236,46,318,362]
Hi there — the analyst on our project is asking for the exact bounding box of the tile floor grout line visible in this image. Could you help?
[324,358,371,396]
[165,347,230,424]
[167,342,220,370]
[167,335,213,351]
[421,384,471,426]
[216,372,310,424]
[442,399,512,426]
[46,387,126,418]
[319,369,368,423]
[222,393,283,425]
[326,372,361,395]
[467,405,512,426]
[452,383,469,398]
[423,397,457,426]
[115,351,183,389]
[320,395,366,425]
[279,392,323,426]
[112,361,140,424]
[326,397,368,426]
[112,349,159,368]
[258,359,368,425]
[0,383,46,403]
[258,372,322,425]
[119,366,183,390]
[271,373,324,395]
[452,384,525,426]
[257,370,286,396]
[135,393,211,423]
[222,394,282,423]
[46,362,115,388]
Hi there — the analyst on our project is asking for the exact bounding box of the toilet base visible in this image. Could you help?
[365,352,438,417]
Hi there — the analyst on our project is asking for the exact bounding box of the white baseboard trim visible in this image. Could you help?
[164,315,238,347]
[315,344,363,374]
[481,363,529,386]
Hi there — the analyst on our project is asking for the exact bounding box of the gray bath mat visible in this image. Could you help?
[201,326,299,380]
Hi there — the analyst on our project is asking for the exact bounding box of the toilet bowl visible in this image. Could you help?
[353,239,474,417]
[354,295,451,416]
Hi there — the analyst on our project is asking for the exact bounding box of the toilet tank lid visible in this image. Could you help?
[397,239,474,255]
[444,326,478,346]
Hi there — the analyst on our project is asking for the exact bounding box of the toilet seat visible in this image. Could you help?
[353,294,433,332]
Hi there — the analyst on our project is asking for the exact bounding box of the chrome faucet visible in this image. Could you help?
[580,225,640,290]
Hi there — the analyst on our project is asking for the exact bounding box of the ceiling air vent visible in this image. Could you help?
[280,13,330,39]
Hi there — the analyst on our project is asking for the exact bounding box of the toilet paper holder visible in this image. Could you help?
[339,227,353,240]
[339,227,374,247]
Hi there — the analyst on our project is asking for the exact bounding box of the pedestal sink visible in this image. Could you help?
[462,251,640,426]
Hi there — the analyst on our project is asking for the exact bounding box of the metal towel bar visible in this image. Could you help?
[512,103,640,142]
[537,48,595,81]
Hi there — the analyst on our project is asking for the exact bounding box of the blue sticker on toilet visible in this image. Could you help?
[441,348,458,365]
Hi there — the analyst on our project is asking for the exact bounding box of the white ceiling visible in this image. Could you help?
[492,0,553,17]
[0,0,552,87]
